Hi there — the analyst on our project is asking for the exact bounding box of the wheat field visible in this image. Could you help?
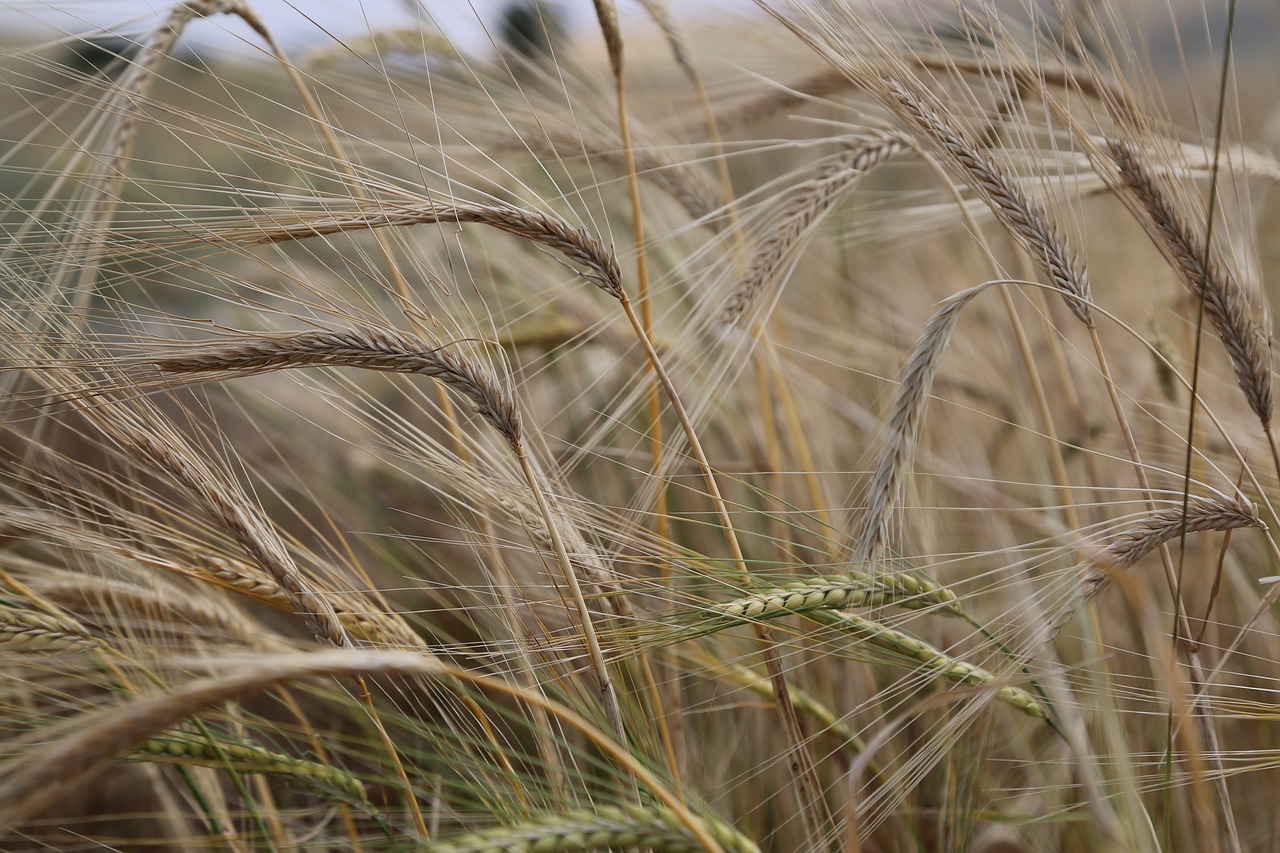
[0,0,1277,850]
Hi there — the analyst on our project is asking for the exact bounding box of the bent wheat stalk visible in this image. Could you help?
[0,650,728,852]
[614,288,839,841]
[69,0,252,300]
[134,325,625,741]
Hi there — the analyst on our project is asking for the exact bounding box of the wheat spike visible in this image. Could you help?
[425,804,759,853]
[1109,139,1273,427]
[720,132,907,327]
[144,327,521,450]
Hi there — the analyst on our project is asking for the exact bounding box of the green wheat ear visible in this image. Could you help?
[425,804,759,853]
[128,733,370,805]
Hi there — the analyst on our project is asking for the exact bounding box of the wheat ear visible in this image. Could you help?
[212,195,623,299]
[810,610,1043,718]
[512,128,722,227]
[68,1,255,304]
[720,132,907,328]
[186,555,424,648]
[767,14,1093,325]
[142,328,521,449]
[857,281,997,563]
[883,80,1092,325]
[31,574,274,648]
[590,0,624,81]
[303,26,462,68]
[1069,496,1264,624]
[670,573,963,644]
[0,606,100,651]
[425,804,759,853]
[716,69,853,135]
[116,428,353,649]
[1108,140,1272,428]
[129,734,369,804]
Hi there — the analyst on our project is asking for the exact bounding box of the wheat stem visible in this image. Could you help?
[617,296,835,841]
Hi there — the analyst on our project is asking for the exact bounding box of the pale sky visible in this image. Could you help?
[0,1,758,57]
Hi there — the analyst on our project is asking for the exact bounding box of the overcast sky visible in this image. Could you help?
[0,1,755,57]
[4,1,1271,71]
